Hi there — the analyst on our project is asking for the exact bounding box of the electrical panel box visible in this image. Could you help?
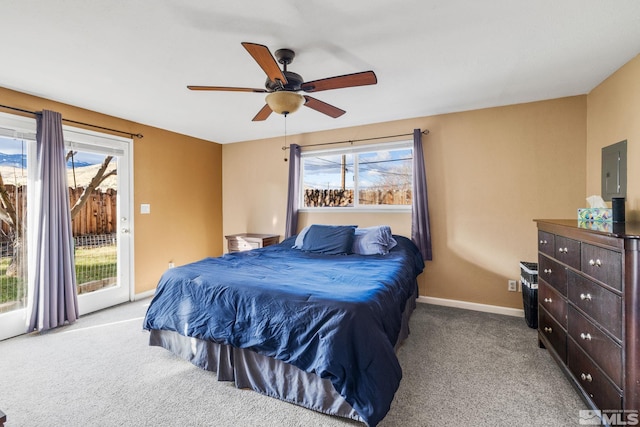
[601,140,627,201]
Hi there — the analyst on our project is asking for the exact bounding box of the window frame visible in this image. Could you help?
[299,140,413,212]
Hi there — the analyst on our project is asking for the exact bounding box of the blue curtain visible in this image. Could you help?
[27,110,79,332]
[285,144,301,238]
[412,129,432,260]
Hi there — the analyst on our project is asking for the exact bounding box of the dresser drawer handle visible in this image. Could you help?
[539,239,548,245]
[558,247,568,253]
[543,297,552,303]
[580,293,592,301]
[580,373,593,382]
[588,259,602,267]
[543,268,552,274]
[580,332,592,341]
[544,326,552,333]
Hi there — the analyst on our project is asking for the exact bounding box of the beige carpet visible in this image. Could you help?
[0,298,584,426]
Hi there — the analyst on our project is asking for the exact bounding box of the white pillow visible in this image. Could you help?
[292,226,311,249]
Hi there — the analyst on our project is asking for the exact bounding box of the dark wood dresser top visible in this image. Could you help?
[535,219,640,240]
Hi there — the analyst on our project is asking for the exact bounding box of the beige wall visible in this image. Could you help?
[586,54,640,219]
[223,96,587,309]
[10,50,637,309]
[0,87,224,295]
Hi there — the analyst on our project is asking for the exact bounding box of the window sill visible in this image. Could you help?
[299,207,411,213]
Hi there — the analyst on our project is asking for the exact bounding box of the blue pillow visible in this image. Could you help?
[300,224,357,255]
[351,225,398,255]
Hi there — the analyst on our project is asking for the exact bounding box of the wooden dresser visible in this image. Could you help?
[225,233,280,253]
[536,219,640,417]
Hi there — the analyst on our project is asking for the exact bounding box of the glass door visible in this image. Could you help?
[0,112,133,340]
[0,129,30,341]
[65,131,133,315]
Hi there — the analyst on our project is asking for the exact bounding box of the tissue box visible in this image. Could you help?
[578,208,612,222]
[578,220,613,232]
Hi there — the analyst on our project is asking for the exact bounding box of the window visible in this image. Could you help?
[300,141,413,210]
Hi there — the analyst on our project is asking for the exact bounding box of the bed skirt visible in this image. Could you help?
[148,287,418,424]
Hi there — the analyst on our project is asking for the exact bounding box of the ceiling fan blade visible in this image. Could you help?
[241,42,288,86]
[187,85,268,93]
[303,96,346,118]
[252,104,273,121]
[301,71,377,93]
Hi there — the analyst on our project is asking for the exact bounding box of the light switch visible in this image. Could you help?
[140,203,151,214]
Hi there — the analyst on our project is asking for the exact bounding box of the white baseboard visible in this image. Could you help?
[417,296,525,318]
[134,289,156,301]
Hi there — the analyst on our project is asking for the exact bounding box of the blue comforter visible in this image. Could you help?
[143,235,424,426]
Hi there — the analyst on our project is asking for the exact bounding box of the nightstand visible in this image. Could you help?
[225,233,280,253]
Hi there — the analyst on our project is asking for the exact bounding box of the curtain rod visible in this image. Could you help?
[0,104,144,139]
[281,129,429,151]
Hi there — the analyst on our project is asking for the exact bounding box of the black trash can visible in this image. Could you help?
[520,261,538,329]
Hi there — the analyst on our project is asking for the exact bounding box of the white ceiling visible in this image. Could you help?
[2,1,640,144]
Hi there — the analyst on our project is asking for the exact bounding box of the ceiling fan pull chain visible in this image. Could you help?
[283,115,288,162]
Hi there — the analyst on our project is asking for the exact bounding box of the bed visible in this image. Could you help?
[143,225,424,426]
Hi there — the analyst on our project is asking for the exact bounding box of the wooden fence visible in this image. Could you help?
[304,188,411,207]
[0,184,116,239]
[69,186,117,236]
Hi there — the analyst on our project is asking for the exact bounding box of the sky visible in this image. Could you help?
[0,136,104,166]
[303,147,412,190]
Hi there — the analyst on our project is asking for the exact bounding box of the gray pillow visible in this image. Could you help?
[351,225,397,255]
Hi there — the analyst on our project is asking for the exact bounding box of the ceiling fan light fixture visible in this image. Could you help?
[266,91,304,115]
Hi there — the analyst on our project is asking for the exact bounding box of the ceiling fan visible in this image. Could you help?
[187,42,378,121]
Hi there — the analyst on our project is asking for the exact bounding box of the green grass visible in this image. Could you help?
[0,245,117,304]
[73,245,117,284]
[0,257,23,305]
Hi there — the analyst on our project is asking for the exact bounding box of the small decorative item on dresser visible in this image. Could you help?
[225,233,280,253]
[612,197,625,223]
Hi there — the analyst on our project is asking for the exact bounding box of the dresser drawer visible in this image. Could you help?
[539,307,566,362]
[539,281,567,329]
[567,271,622,340]
[568,306,622,388]
[555,236,581,270]
[568,339,622,411]
[539,255,567,296]
[225,233,280,253]
[581,244,622,291]
[538,231,555,257]
[228,240,260,251]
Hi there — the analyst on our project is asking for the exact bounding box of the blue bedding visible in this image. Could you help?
[143,235,424,426]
